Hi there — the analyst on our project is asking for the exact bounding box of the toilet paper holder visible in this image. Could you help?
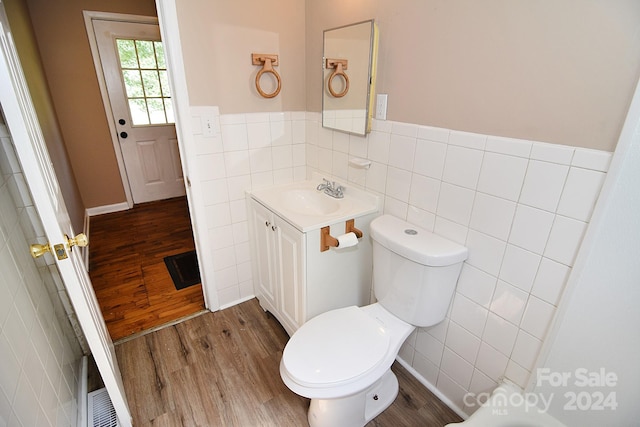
[320,219,363,252]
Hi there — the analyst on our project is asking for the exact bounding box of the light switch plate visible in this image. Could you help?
[376,94,388,120]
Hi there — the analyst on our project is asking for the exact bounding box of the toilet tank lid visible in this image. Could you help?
[370,215,468,266]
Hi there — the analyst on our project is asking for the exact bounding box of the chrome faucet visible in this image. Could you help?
[317,178,345,198]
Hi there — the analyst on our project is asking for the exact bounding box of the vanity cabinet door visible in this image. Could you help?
[251,201,278,314]
[274,218,305,334]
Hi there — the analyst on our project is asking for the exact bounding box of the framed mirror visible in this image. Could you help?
[322,20,378,136]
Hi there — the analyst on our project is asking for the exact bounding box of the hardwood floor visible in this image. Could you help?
[115,298,463,426]
[89,197,206,341]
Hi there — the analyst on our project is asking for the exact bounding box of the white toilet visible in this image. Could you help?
[280,214,468,427]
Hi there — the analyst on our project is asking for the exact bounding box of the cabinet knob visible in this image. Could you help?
[265,221,271,227]
[272,225,277,231]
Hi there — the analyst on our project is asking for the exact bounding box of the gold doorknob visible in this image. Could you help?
[66,233,88,250]
[30,242,52,258]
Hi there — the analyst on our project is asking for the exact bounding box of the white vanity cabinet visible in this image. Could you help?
[248,195,377,337]
[250,200,305,334]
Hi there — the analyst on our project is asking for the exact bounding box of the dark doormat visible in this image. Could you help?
[164,250,201,290]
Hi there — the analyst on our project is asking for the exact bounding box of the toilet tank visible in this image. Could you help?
[369,215,468,327]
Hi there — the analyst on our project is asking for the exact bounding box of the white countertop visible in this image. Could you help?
[248,179,380,232]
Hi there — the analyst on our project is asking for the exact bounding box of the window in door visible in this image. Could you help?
[116,39,174,125]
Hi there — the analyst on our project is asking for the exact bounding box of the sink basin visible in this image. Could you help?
[249,177,380,232]
[280,189,340,215]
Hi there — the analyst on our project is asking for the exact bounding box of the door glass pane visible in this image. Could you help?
[122,70,144,97]
[116,38,174,126]
[116,39,138,68]
[154,41,166,68]
[136,40,157,69]
[128,99,150,125]
[147,98,166,124]
[141,70,161,97]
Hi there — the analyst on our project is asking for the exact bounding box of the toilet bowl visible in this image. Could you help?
[280,215,468,427]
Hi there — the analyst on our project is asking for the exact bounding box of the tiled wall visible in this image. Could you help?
[189,108,610,415]
[0,124,83,426]
[188,107,307,308]
[304,112,611,414]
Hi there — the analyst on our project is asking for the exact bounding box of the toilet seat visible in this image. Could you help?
[281,306,390,388]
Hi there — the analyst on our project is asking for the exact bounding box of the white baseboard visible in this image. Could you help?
[85,201,130,217]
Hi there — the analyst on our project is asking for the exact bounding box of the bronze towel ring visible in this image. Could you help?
[252,54,281,98]
[326,58,349,98]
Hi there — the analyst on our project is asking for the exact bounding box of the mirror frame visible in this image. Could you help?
[322,19,378,136]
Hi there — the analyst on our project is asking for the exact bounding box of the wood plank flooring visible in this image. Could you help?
[89,197,205,341]
[115,298,463,426]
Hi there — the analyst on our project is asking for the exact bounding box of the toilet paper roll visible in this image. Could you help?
[335,232,358,249]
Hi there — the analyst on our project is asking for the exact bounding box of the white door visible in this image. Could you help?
[0,8,132,427]
[92,18,185,204]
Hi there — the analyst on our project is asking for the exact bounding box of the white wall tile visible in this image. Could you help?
[201,179,229,205]
[406,206,436,232]
[531,257,571,306]
[413,351,440,385]
[465,230,507,277]
[442,146,484,189]
[417,125,450,143]
[437,372,470,411]
[508,204,554,254]
[557,167,606,221]
[544,215,587,266]
[332,131,350,153]
[572,148,612,171]
[332,151,349,180]
[449,131,487,150]
[520,296,556,339]
[391,121,419,137]
[272,146,293,170]
[470,193,516,240]
[505,360,531,389]
[413,139,447,179]
[365,162,388,193]
[456,264,497,308]
[519,160,569,211]
[226,175,252,201]
[499,245,541,293]
[368,131,391,164]
[485,136,532,158]
[409,173,440,213]
[224,151,251,177]
[383,196,408,219]
[415,329,445,365]
[434,217,468,245]
[530,141,574,164]
[511,330,542,371]
[437,183,475,226]
[477,152,528,201]
[450,294,488,338]
[270,120,293,145]
[475,342,509,381]
[441,348,474,389]
[249,148,273,173]
[388,133,417,171]
[446,321,481,364]
[385,167,412,203]
[221,123,248,151]
[246,121,271,149]
[490,280,528,325]
[482,313,518,357]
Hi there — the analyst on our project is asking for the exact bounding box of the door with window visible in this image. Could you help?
[93,19,185,204]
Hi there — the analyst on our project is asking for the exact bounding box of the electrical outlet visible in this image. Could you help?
[376,94,388,120]
[201,114,217,137]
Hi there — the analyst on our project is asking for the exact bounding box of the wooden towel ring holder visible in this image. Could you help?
[252,53,281,98]
[326,58,349,98]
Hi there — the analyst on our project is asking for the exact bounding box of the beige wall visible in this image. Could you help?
[24,0,157,208]
[306,0,640,151]
[176,0,306,113]
[5,0,85,231]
